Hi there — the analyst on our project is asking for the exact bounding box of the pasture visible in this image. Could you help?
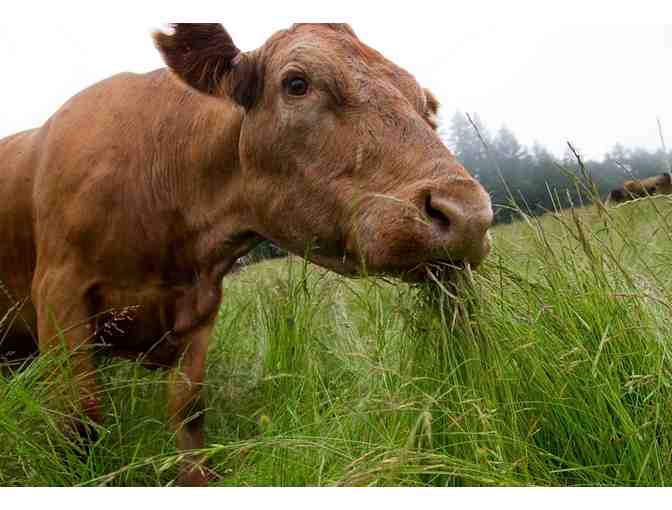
[2,195,672,486]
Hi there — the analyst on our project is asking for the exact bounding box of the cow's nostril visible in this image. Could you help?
[425,194,451,228]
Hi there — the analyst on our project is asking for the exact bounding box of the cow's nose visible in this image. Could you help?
[424,193,456,231]
[424,188,493,267]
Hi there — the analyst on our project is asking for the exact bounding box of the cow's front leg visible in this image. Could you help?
[32,267,103,441]
[168,321,213,486]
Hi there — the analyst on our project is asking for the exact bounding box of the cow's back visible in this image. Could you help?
[30,68,241,266]
[0,128,41,347]
[0,70,184,351]
[1,68,242,361]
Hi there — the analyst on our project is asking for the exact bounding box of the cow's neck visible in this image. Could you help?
[149,84,261,278]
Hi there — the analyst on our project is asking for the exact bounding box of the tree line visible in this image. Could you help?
[445,112,672,224]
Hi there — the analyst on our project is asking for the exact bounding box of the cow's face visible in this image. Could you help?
[156,23,493,279]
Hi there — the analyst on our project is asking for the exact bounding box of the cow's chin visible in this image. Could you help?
[306,250,465,288]
[395,261,465,285]
[301,251,361,277]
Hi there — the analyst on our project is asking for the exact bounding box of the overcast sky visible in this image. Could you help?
[1,3,671,161]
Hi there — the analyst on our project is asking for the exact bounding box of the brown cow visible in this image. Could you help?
[0,23,493,485]
[607,173,672,203]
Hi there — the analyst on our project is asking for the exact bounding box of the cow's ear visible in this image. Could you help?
[154,23,260,109]
[661,173,672,185]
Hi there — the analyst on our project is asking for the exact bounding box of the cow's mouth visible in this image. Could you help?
[311,242,469,286]
[399,260,466,284]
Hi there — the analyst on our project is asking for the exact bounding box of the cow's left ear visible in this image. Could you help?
[424,89,440,130]
[154,23,260,109]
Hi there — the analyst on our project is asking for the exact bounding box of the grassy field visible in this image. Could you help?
[2,195,672,486]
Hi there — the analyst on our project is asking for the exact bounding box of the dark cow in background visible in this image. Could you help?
[0,23,493,485]
[608,173,672,204]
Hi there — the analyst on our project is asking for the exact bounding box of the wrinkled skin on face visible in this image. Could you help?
[157,23,493,279]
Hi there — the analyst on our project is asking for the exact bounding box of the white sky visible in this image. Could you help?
[1,2,671,161]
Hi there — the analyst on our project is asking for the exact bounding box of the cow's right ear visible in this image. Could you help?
[154,23,260,109]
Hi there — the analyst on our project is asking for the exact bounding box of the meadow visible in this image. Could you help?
[2,193,672,486]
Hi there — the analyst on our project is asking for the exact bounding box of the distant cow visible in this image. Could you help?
[607,173,672,203]
[0,23,493,485]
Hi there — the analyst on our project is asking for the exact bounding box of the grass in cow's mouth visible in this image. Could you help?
[3,197,672,486]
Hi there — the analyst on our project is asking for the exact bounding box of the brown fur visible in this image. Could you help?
[0,23,492,485]
[608,173,672,203]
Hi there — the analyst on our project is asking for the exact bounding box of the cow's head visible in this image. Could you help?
[155,23,493,280]
[607,187,627,203]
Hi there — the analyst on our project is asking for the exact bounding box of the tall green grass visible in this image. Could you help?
[2,195,672,486]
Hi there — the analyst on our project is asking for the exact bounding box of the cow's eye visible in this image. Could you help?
[286,77,309,96]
